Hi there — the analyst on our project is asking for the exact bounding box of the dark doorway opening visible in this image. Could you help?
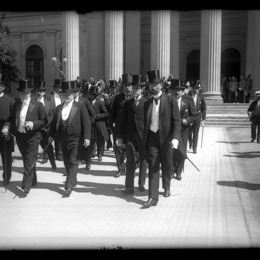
[186,50,200,82]
[221,48,241,79]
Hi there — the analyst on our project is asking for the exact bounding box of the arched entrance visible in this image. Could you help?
[221,48,241,79]
[186,50,200,82]
[26,45,44,89]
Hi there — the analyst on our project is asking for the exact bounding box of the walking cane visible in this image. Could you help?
[201,124,204,149]
[22,141,53,186]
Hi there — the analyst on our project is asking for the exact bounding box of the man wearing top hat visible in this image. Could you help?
[87,85,109,162]
[48,80,91,196]
[169,79,195,180]
[11,79,46,195]
[247,90,260,143]
[142,70,181,207]
[0,72,15,186]
[109,74,134,178]
[104,79,119,150]
[116,74,148,195]
[35,81,57,170]
[74,78,96,171]
[49,79,64,161]
[188,81,206,154]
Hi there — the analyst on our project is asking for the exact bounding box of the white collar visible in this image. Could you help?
[0,92,4,97]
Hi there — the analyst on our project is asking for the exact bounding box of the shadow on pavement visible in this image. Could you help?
[76,180,145,205]
[222,151,260,159]
[217,180,260,191]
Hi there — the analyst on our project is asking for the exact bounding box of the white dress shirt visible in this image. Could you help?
[54,92,62,107]
[150,93,162,133]
[18,97,31,133]
[61,99,73,121]
[177,97,182,111]
[37,96,45,106]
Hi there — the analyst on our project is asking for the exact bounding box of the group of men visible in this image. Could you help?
[0,69,206,207]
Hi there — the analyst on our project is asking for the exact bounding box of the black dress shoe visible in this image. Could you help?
[121,187,134,195]
[164,189,171,197]
[144,198,158,208]
[52,166,57,170]
[139,186,145,192]
[85,163,91,171]
[56,156,63,161]
[41,158,48,164]
[64,188,72,196]
[176,174,182,181]
[114,171,122,178]
[98,157,102,162]
[3,180,10,186]
[193,150,197,154]
[251,138,255,143]
[23,188,30,194]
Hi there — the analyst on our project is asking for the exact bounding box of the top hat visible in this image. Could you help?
[170,79,185,90]
[147,70,163,84]
[192,80,200,90]
[17,79,32,92]
[0,72,7,87]
[36,81,47,91]
[109,80,117,88]
[255,90,260,96]
[60,81,78,93]
[89,86,99,96]
[122,74,133,86]
[132,75,145,87]
[81,80,90,94]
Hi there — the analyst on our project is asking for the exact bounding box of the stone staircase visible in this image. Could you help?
[205,101,251,128]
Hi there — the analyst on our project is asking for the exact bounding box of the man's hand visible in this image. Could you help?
[170,139,179,149]
[182,119,188,125]
[84,139,90,148]
[201,120,205,127]
[48,137,54,144]
[116,138,122,147]
[1,126,9,136]
[25,121,34,131]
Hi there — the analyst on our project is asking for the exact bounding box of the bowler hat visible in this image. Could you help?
[89,86,99,95]
[17,79,32,92]
[60,81,78,93]
[255,90,260,96]
[122,74,133,86]
[109,80,117,88]
[147,70,163,84]
[36,81,47,91]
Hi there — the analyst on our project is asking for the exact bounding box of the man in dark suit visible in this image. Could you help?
[170,80,195,180]
[87,86,109,162]
[48,81,91,196]
[117,75,148,195]
[35,81,57,170]
[74,80,96,171]
[247,90,260,143]
[143,70,182,207]
[0,72,15,186]
[49,79,64,161]
[109,74,134,178]
[188,81,207,154]
[11,79,46,195]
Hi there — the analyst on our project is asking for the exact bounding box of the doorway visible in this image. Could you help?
[221,48,241,79]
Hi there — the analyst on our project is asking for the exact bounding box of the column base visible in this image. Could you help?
[202,91,223,104]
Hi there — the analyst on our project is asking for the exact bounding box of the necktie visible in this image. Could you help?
[154,97,161,105]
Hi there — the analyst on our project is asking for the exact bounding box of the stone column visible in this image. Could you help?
[124,11,141,75]
[246,10,260,92]
[62,11,80,81]
[105,11,123,81]
[170,11,180,78]
[200,10,222,100]
[151,10,171,78]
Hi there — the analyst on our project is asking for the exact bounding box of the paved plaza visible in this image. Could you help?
[0,126,260,250]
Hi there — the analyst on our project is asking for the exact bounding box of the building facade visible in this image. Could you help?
[3,10,260,99]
